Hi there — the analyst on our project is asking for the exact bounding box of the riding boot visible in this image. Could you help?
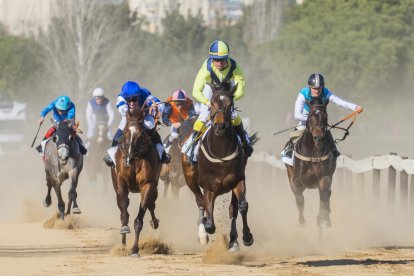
[282,139,294,158]
[103,129,122,167]
[147,128,171,164]
[234,124,253,157]
[75,135,88,155]
[327,130,340,157]
[189,131,199,165]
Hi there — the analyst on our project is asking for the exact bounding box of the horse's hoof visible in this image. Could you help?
[72,207,81,214]
[120,225,131,234]
[198,223,209,245]
[318,219,331,228]
[150,219,159,229]
[243,233,254,247]
[228,242,240,252]
[43,199,51,208]
[130,253,140,258]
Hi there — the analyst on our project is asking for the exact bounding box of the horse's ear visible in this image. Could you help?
[53,135,58,143]
[210,83,217,94]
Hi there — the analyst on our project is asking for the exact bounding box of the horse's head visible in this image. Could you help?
[306,98,328,144]
[95,121,107,144]
[53,120,77,162]
[209,81,236,136]
[122,107,151,165]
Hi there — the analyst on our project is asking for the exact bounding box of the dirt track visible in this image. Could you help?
[1,150,414,275]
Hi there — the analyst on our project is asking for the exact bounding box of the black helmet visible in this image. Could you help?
[308,73,325,89]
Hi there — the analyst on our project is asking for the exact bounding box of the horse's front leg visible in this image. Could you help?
[233,180,253,247]
[53,183,65,220]
[317,176,332,228]
[228,191,240,252]
[66,174,81,215]
[116,176,130,244]
[202,190,216,235]
[44,170,52,208]
[290,179,306,226]
[131,183,153,257]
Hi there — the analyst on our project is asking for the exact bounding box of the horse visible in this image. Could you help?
[43,120,83,220]
[285,97,337,228]
[160,117,196,198]
[85,121,111,188]
[182,82,254,252]
[110,105,162,257]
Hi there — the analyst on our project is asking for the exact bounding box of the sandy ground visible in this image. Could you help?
[1,146,414,275]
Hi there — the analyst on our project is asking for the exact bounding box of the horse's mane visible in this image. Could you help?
[309,97,325,106]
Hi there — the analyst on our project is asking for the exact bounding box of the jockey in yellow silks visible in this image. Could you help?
[189,40,253,163]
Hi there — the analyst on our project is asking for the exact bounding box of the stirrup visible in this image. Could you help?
[161,152,171,164]
[36,145,42,153]
[103,155,115,168]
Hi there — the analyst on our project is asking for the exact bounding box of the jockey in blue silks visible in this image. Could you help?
[36,95,87,155]
[103,81,171,168]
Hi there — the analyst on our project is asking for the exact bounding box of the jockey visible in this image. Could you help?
[281,73,363,159]
[103,81,171,168]
[189,40,253,163]
[85,87,114,141]
[162,89,196,151]
[36,95,87,155]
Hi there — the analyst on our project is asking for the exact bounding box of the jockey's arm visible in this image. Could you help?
[232,65,245,101]
[192,61,211,105]
[67,103,76,120]
[162,102,173,126]
[40,100,56,118]
[328,93,358,111]
[294,93,309,122]
[116,96,128,117]
[85,102,94,129]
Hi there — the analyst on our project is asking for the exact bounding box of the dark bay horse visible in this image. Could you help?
[43,120,83,220]
[286,97,337,228]
[182,83,254,252]
[110,106,161,257]
[160,117,195,198]
[85,121,111,187]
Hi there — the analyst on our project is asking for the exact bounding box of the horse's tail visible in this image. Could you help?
[249,131,260,146]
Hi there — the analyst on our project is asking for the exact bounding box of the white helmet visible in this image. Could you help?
[92,87,104,97]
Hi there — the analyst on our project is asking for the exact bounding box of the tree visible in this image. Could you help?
[37,0,136,101]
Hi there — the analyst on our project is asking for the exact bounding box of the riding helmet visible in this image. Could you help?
[308,73,325,89]
[121,81,140,99]
[209,40,230,59]
[172,89,187,101]
[55,95,71,111]
[92,87,104,97]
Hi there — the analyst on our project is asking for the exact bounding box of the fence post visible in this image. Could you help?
[410,175,414,215]
[400,157,409,213]
[372,155,381,207]
[356,172,365,200]
[387,152,397,208]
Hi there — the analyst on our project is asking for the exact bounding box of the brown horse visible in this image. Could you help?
[110,106,161,257]
[160,117,195,198]
[286,97,337,228]
[182,83,254,252]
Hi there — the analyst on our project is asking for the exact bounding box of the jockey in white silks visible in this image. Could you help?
[85,87,114,141]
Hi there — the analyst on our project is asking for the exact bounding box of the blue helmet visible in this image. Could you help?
[121,81,140,99]
[55,95,71,111]
[209,40,230,59]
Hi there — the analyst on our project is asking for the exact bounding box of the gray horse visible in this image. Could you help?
[43,120,83,220]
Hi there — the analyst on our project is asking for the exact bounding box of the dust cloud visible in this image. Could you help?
[1,120,414,261]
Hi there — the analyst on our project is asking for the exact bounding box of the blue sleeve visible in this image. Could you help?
[40,100,56,117]
[162,103,172,126]
[67,103,76,119]
[188,104,196,118]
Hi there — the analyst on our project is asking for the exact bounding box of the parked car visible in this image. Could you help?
[0,93,27,154]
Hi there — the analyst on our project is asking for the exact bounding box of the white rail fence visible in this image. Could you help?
[249,152,414,212]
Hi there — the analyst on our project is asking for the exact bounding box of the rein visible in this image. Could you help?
[328,109,360,143]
